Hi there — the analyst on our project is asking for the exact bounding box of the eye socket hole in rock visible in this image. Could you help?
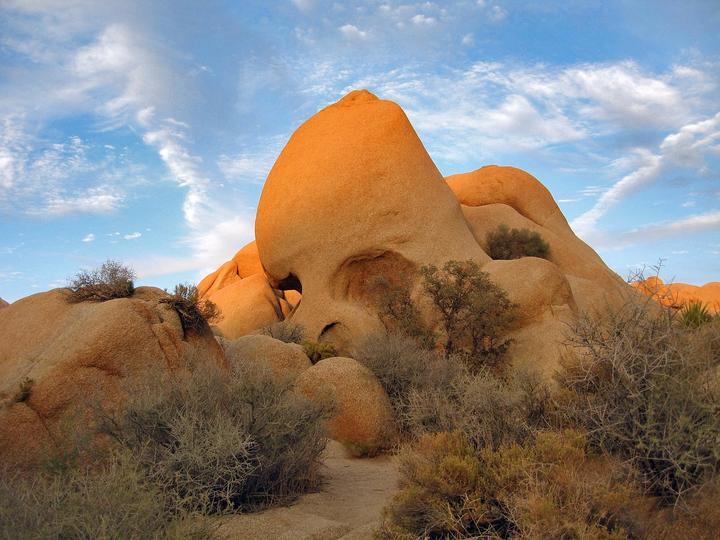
[332,250,416,304]
[276,273,302,293]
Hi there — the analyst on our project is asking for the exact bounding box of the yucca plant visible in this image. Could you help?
[680,300,713,328]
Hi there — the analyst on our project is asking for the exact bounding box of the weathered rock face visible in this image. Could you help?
[0,288,226,468]
[295,357,396,456]
[198,242,299,339]
[448,165,628,315]
[255,90,487,346]
[634,277,720,313]
[224,334,311,380]
[200,90,631,376]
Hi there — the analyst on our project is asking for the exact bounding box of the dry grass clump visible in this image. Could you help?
[556,296,720,504]
[160,283,221,333]
[66,259,136,303]
[104,362,328,513]
[486,224,550,261]
[261,320,305,344]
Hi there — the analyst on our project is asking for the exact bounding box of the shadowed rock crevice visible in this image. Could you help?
[331,250,416,304]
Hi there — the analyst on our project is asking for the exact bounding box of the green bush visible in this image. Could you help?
[261,320,305,344]
[557,297,720,503]
[66,260,136,303]
[486,224,550,260]
[160,283,221,333]
[420,260,517,370]
[372,260,517,373]
[104,362,328,513]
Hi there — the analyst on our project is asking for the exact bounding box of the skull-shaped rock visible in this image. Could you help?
[255,90,488,348]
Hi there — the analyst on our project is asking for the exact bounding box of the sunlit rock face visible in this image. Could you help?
[634,277,720,313]
[201,89,631,376]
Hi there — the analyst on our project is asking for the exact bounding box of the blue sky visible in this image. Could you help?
[1,0,719,302]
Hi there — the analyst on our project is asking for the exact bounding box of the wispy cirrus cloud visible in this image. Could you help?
[572,112,720,240]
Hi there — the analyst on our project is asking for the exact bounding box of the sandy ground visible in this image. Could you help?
[216,440,399,539]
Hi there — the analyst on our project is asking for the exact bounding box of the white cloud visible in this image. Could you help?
[39,187,123,216]
[411,14,436,26]
[339,24,368,40]
[572,113,720,240]
[461,33,474,46]
[488,5,507,22]
[123,232,142,240]
[291,0,313,10]
[217,150,277,183]
[598,211,720,249]
[572,149,663,238]
[82,233,95,242]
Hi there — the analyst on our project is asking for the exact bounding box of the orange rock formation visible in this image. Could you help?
[633,277,720,313]
[198,90,630,376]
[0,287,226,467]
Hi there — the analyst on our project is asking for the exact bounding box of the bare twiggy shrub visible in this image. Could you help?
[103,362,328,513]
[486,224,550,260]
[66,259,136,302]
[261,320,305,344]
[160,283,221,333]
[557,295,720,504]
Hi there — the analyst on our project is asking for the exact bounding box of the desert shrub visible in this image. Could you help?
[302,340,337,364]
[420,260,517,370]
[372,260,517,373]
[104,362,328,513]
[557,296,720,503]
[354,333,462,437]
[66,259,136,303]
[378,429,642,539]
[486,224,550,261]
[261,320,305,344]
[356,333,550,447]
[0,451,208,539]
[680,300,714,328]
[373,277,436,349]
[403,367,541,451]
[160,283,221,333]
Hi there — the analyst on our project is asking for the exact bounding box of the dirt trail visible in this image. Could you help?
[217,441,399,539]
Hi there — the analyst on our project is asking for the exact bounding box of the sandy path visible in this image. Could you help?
[217,441,399,539]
